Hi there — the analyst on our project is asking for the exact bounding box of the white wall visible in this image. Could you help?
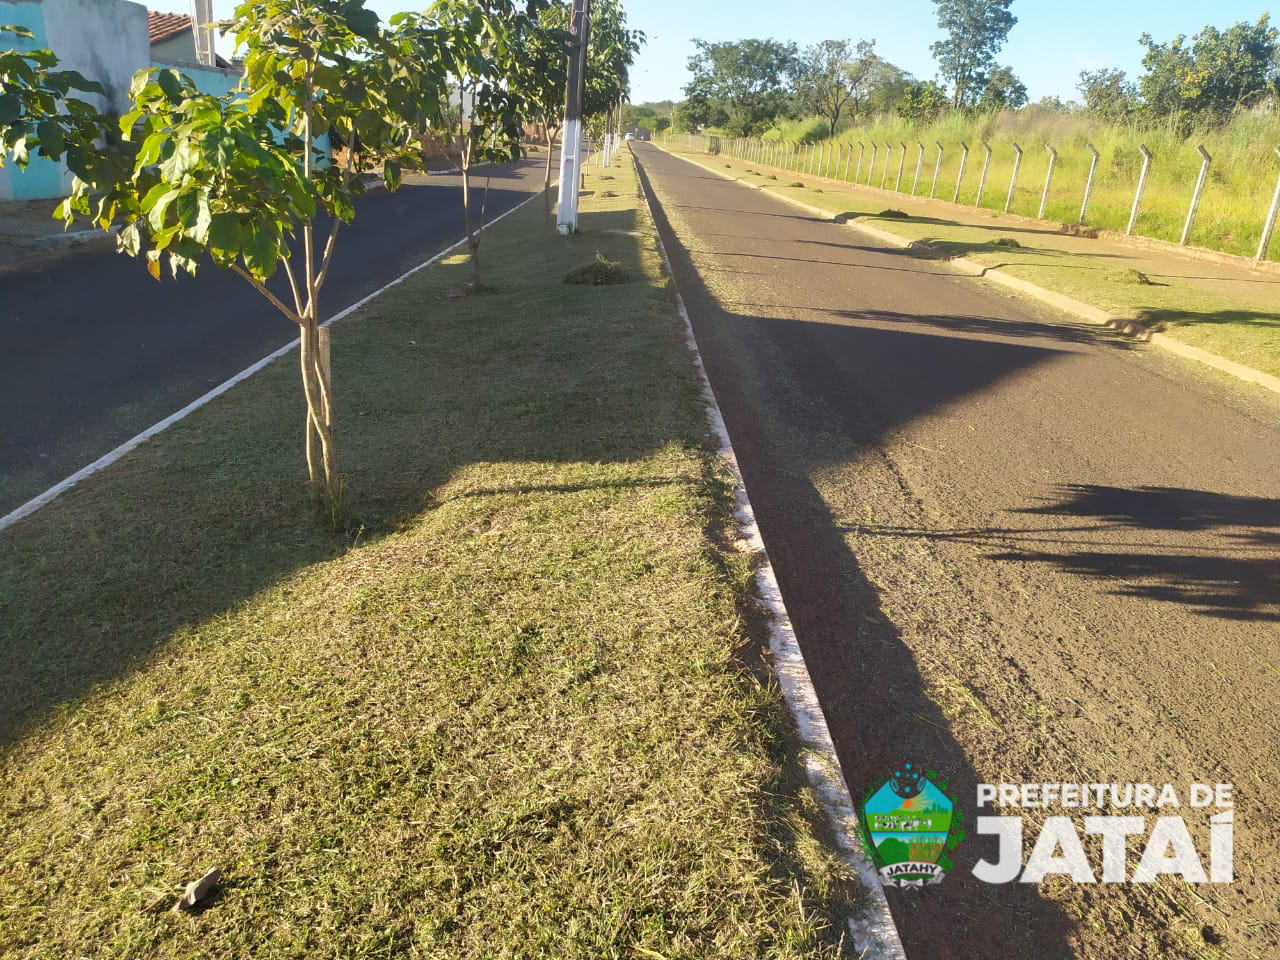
[41,0,150,116]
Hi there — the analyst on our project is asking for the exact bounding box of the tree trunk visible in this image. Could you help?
[460,144,480,287]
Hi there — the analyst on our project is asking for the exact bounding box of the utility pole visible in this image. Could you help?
[556,0,590,235]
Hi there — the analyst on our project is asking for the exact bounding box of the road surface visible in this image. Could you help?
[0,156,554,515]
[633,143,1280,960]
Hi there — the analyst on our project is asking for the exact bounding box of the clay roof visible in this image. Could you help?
[147,11,193,45]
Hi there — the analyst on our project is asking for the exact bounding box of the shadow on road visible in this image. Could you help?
[635,147,1082,960]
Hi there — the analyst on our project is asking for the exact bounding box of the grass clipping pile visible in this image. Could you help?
[0,158,867,957]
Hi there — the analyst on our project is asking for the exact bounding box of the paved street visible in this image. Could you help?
[0,157,553,514]
[634,143,1280,960]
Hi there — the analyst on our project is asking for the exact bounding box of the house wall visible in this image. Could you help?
[151,31,197,63]
[0,0,149,200]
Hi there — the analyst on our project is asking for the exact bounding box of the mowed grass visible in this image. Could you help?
[662,139,1280,382]
[0,159,865,957]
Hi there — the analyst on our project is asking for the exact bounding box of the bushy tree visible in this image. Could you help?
[793,38,878,137]
[898,80,948,125]
[930,0,1018,109]
[517,1,571,219]
[1077,67,1138,122]
[684,38,797,136]
[1139,15,1279,123]
[978,63,1027,110]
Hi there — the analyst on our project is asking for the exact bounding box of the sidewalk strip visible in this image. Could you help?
[634,149,908,960]
[0,192,542,534]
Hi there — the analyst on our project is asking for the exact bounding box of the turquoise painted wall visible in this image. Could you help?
[0,2,66,200]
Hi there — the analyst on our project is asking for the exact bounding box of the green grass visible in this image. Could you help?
[0,159,866,957]
[661,139,1280,382]
[753,108,1280,260]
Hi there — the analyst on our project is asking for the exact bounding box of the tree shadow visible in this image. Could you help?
[0,199,667,747]
[635,151,1081,960]
[1135,306,1280,332]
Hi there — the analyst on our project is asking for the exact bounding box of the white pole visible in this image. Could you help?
[1005,142,1023,213]
[1180,144,1212,245]
[1126,143,1153,236]
[1079,142,1101,224]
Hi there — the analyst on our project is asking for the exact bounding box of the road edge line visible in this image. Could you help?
[0,190,544,534]
[657,145,1280,398]
[631,147,908,960]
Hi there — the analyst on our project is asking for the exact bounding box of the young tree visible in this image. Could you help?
[793,38,878,137]
[57,0,442,506]
[517,1,571,220]
[1077,67,1138,123]
[582,0,643,136]
[978,63,1027,110]
[930,0,1018,109]
[401,1,541,287]
[684,38,797,136]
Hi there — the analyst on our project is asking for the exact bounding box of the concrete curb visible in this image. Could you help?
[0,190,545,534]
[0,223,119,252]
[662,146,1280,398]
[632,148,908,960]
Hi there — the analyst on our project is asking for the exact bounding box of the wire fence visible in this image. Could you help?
[667,131,1280,264]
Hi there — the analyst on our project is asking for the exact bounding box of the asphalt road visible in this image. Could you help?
[633,143,1280,960]
[0,156,553,515]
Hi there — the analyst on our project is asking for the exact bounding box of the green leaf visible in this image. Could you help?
[0,93,19,125]
[35,119,65,158]
[243,219,279,279]
[135,131,168,167]
[200,130,236,169]
[207,212,241,259]
[156,69,184,103]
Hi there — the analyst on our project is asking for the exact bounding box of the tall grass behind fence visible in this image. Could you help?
[671,109,1280,263]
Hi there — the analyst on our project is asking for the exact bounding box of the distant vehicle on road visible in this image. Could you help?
[625,132,635,141]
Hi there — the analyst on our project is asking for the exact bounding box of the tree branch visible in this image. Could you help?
[232,263,304,326]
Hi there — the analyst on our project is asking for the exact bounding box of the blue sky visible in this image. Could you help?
[152,1,1275,104]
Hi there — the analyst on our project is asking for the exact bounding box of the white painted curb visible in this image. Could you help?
[661,146,1280,399]
[633,149,908,960]
[0,190,545,534]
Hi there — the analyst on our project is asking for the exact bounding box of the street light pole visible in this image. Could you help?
[556,0,591,235]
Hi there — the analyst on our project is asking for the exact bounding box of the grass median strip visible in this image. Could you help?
[0,160,867,957]
[660,140,1280,384]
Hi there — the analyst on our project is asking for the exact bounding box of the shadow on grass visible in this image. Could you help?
[1135,306,1280,332]
[0,199,685,747]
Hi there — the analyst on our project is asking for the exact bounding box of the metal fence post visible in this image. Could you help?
[1256,147,1280,261]
[1180,144,1212,245]
[855,141,865,182]
[1079,142,1101,224]
[868,142,878,185]
[953,141,969,203]
[912,140,924,195]
[881,141,892,189]
[825,142,833,178]
[975,141,992,207]
[930,141,944,199]
[1005,142,1023,213]
[1126,143,1153,236]
[895,141,907,191]
[844,143,853,181]
[1039,142,1058,220]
